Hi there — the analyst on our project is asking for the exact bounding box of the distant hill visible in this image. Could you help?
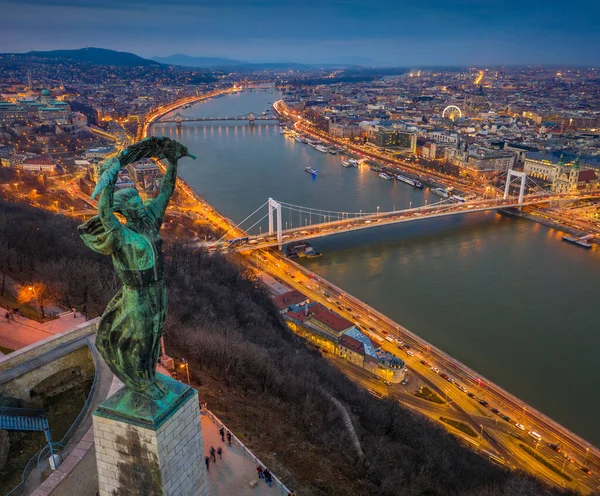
[152,54,334,71]
[6,48,161,67]
[152,54,245,68]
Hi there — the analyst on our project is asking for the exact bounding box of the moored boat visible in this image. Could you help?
[562,235,593,248]
[396,174,424,189]
[431,187,450,198]
[304,167,319,175]
[379,172,392,180]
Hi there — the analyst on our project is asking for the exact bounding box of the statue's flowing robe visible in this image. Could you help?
[78,201,166,395]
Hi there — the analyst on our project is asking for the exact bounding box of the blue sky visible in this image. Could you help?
[1,0,598,65]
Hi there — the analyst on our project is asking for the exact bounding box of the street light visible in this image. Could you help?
[480,424,484,438]
[180,358,190,384]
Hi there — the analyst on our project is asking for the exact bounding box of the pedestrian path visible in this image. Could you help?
[0,307,87,353]
[201,413,288,495]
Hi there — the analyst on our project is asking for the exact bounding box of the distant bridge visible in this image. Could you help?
[156,112,279,127]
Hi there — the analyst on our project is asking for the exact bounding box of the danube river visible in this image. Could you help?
[153,90,600,447]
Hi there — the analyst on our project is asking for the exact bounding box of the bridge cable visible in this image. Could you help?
[215,200,268,242]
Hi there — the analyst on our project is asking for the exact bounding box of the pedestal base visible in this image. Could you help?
[93,374,208,496]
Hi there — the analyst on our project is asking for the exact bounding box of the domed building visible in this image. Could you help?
[40,89,52,105]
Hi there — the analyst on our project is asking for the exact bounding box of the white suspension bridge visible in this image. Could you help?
[205,171,598,252]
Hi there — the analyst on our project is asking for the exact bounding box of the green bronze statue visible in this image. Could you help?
[78,137,195,400]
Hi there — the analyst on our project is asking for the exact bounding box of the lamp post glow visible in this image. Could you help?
[180,358,190,385]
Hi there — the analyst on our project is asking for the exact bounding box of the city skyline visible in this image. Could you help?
[1,0,600,66]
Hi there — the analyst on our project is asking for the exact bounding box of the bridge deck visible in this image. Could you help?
[157,116,279,123]
[215,194,572,251]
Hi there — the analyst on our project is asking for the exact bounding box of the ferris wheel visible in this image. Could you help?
[442,105,462,121]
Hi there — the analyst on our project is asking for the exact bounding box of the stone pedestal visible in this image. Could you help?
[93,374,208,496]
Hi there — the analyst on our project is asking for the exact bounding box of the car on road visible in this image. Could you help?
[491,408,500,415]
[440,373,449,380]
[467,392,476,398]
[581,467,591,475]
[479,400,489,407]
[369,326,376,332]
[406,350,414,357]
[456,385,468,393]
[549,443,561,453]
[401,378,409,386]
[383,380,392,386]
[515,423,526,431]
[420,360,428,366]
[346,307,352,312]
[431,367,440,373]
[501,415,511,422]
[385,337,394,343]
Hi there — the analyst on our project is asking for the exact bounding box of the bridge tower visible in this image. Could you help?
[175,113,182,131]
[504,170,527,205]
[268,198,282,247]
[248,112,255,126]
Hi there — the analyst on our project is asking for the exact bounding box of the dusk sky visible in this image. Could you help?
[1,0,599,66]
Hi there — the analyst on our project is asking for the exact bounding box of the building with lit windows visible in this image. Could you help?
[127,159,163,189]
[285,302,406,382]
[21,156,57,173]
[524,158,560,182]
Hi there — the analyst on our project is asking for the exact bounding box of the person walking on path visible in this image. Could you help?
[219,426,225,441]
[8,309,14,321]
[205,456,210,470]
[266,470,273,487]
[257,466,264,479]
[4,312,9,323]
[210,446,216,463]
[217,446,222,459]
[226,430,232,445]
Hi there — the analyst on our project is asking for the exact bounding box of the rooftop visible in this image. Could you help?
[308,304,355,333]
[343,328,378,359]
[272,289,308,311]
